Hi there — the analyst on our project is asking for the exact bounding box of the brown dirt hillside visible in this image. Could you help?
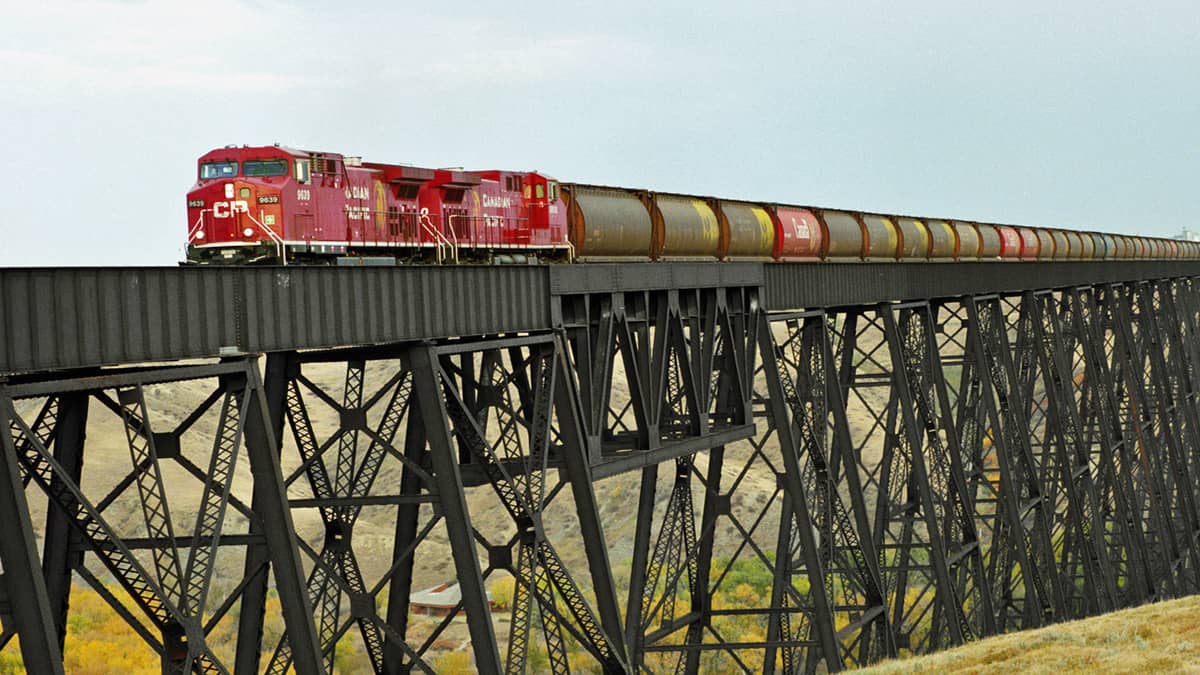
[855,594,1200,675]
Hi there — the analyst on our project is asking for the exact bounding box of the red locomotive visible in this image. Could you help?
[185,145,1197,264]
[186,145,568,264]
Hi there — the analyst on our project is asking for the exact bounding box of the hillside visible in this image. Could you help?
[856,594,1200,674]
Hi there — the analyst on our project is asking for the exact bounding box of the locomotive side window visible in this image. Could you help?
[295,159,311,184]
[244,159,288,177]
[548,182,558,201]
[444,188,465,203]
[200,161,237,180]
[311,157,339,174]
[535,184,545,199]
[309,157,339,174]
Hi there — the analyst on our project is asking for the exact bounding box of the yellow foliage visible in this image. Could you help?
[730,583,760,608]
[431,650,473,672]
[489,575,515,611]
[61,584,159,675]
[0,640,24,675]
[0,582,317,673]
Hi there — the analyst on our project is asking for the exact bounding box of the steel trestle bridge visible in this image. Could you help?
[2,260,1200,673]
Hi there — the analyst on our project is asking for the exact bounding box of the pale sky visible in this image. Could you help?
[1,1,1197,266]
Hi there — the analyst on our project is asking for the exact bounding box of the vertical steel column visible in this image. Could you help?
[683,300,737,672]
[1072,286,1154,604]
[764,487,796,675]
[0,396,64,675]
[880,304,965,647]
[1172,280,1200,460]
[683,445,725,673]
[383,395,429,673]
[972,296,1067,624]
[1108,285,1185,596]
[1008,294,1069,622]
[40,392,88,652]
[1029,291,1118,613]
[624,465,658,667]
[242,357,324,675]
[1136,283,1200,591]
[914,303,996,639]
[1157,282,1200,513]
[821,314,897,663]
[756,312,843,672]
[615,297,658,450]
[763,317,824,670]
[827,310,861,484]
[408,345,501,674]
[767,311,896,666]
[552,334,630,671]
[235,353,291,675]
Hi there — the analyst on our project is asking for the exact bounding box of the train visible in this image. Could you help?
[185,145,1197,265]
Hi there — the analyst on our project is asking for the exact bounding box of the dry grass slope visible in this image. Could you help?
[857,595,1200,674]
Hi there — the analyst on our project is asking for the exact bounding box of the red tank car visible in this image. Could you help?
[1016,228,1040,260]
[995,226,1022,259]
[772,207,823,260]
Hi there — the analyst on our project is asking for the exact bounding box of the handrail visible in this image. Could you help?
[447,215,530,226]
[185,208,287,264]
[194,206,569,265]
[246,210,287,265]
[446,214,573,261]
[447,214,531,248]
[419,208,458,264]
[187,211,209,243]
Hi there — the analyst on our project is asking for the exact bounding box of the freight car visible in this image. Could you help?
[185,145,1197,265]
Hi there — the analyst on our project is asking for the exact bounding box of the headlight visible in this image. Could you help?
[195,231,205,240]
[243,227,254,237]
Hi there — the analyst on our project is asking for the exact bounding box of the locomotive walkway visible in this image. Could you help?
[2,260,1200,674]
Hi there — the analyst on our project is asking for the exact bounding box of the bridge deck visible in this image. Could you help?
[1,261,1197,374]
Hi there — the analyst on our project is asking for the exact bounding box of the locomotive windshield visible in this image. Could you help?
[199,161,237,180]
[244,159,289,177]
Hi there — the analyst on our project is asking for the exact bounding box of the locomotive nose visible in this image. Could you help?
[186,182,233,242]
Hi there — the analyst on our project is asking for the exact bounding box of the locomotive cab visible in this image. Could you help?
[186,146,297,264]
[521,172,568,250]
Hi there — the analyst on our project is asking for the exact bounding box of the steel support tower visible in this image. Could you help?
[1,262,1199,673]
